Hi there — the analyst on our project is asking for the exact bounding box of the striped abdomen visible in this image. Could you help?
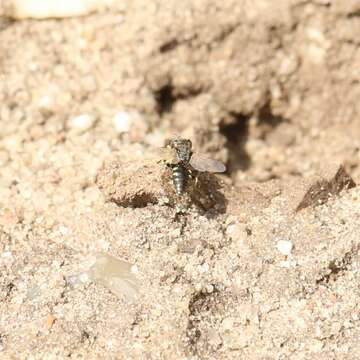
[172,164,187,195]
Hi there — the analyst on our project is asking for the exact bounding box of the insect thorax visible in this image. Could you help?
[168,138,193,164]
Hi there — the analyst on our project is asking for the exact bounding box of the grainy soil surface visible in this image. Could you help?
[1,1,360,359]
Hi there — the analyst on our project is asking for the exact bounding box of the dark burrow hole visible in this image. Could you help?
[220,102,286,176]
[220,112,251,175]
[257,101,285,139]
[155,84,174,115]
[154,83,202,116]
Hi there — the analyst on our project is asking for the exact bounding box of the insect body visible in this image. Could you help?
[162,137,226,195]
[171,163,187,195]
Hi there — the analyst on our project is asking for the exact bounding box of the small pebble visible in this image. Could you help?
[205,284,214,293]
[199,263,210,273]
[2,251,12,258]
[222,317,234,330]
[58,225,70,236]
[68,114,96,133]
[38,95,53,110]
[276,240,293,256]
[113,111,132,133]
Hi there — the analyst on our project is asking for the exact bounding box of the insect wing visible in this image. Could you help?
[189,153,226,173]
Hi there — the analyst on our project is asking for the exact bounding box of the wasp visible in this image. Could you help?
[154,137,226,196]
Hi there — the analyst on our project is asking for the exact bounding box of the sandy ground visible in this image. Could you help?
[1,1,360,359]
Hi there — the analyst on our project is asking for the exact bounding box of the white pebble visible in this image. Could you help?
[276,240,293,256]
[58,225,70,235]
[38,95,53,110]
[2,251,12,258]
[68,114,96,132]
[222,317,234,330]
[113,111,132,133]
[205,284,214,293]
[199,263,210,273]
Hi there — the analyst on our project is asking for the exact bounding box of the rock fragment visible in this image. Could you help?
[296,165,356,211]
[88,253,140,301]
